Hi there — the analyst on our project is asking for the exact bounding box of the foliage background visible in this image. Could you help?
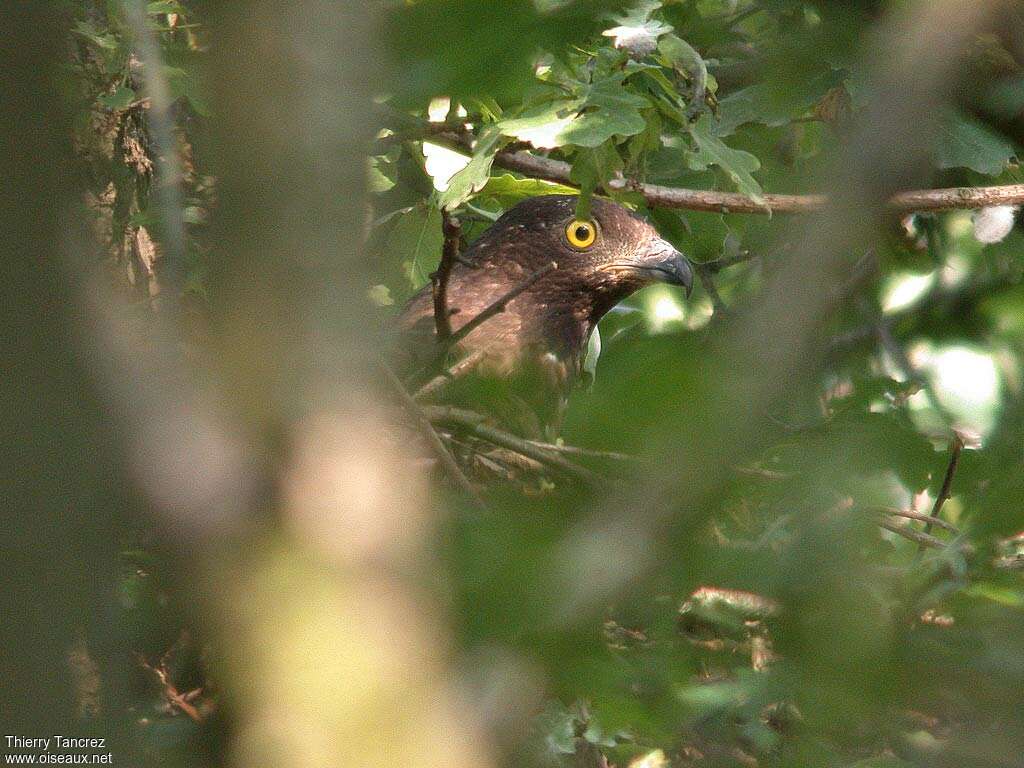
[5,2,1024,767]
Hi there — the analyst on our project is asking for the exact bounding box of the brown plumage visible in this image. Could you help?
[395,195,692,435]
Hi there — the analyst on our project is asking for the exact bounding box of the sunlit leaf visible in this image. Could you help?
[686,115,764,202]
[98,86,136,111]
[439,129,505,210]
[497,99,583,148]
[383,201,443,292]
[476,173,577,207]
[368,157,397,194]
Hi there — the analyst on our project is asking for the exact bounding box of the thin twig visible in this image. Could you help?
[414,348,487,400]
[421,405,606,487]
[733,465,793,481]
[430,212,461,341]
[877,518,949,551]
[524,440,638,461]
[426,129,1024,216]
[445,261,558,351]
[875,507,960,534]
[409,263,558,393]
[137,654,204,723]
[855,293,957,426]
[829,271,1019,358]
[697,250,760,275]
[381,363,487,509]
[920,435,964,552]
[833,249,879,305]
[696,268,728,314]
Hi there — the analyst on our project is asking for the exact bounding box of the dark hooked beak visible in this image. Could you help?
[634,237,694,297]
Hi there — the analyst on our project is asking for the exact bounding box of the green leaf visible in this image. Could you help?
[716,71,844,136]
[964,582,1024,607]
[560,106,647,148]
[570,144,623,218]
[598,305,645,345]
[581,74,651,112]
[607,0,664,27]
[983,75,1024,121]
[496,100,581,148]
[534,702,578,757]
[716,84,795,135]
[439,129,505,210]
[72,21,119,52]
[382,0,628,104]
[476,174,576,207]
[653,208,733,263]
[935,109,1016,175]
[658,35,703,72]
[496,74,650,149]
[558,75,649,148]
[658,34,707,113]
[384,202,443,291]
[166,65,210,116]
[98,86,136,111]
[686,115,764,202]
[368,157,396,194]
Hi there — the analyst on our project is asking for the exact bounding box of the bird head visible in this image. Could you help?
[469,194,693,324]
[394,194,694,405]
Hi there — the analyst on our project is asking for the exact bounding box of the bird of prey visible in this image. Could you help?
[395,194,692,436]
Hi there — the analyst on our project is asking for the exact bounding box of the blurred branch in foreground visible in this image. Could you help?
[549,0,1008,623]
[193,2,496,766]
[9,1,498,767]
[2,3,138,748]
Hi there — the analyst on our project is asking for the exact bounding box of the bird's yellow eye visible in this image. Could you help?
[565,219,597,249]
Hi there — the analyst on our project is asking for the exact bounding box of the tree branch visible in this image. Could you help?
[920,434,964,552]
[137,653,204,723]
[828,270,1021,358]
[696,268,728,314]
[524,440,637,461]
[429,130,1024,216]
[413,348,487,400]
[697,249,761,275]
[381,363,487,509]
[877,518,950,551]
[876,507,960,534]
[855,292,958,427]
[421,405,607,487]
[430,212,461,341]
